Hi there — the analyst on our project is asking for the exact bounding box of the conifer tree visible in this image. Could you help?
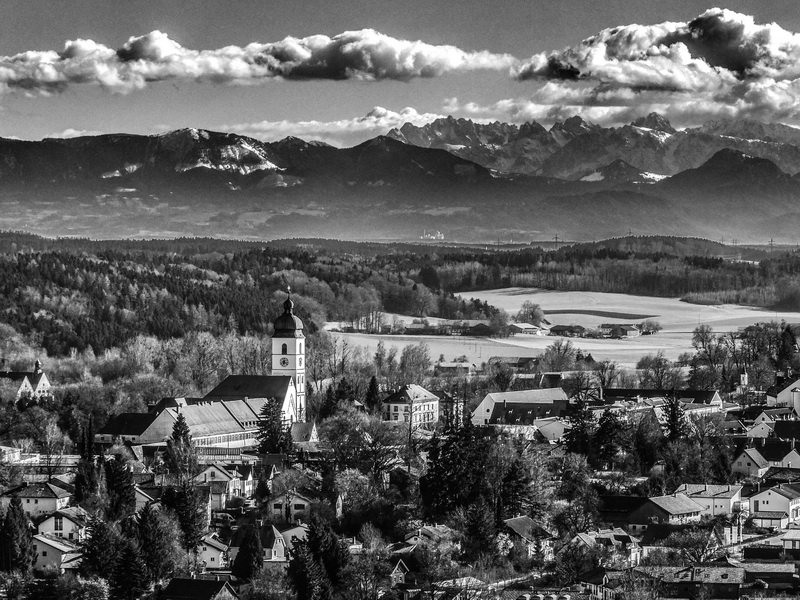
[80,515,120,580]
[256,398,291,454]
[564,397,596,455]
[0,496,36,574]
[105,454,136,520]
[165,412,197,483]
[594,408,624,469]
[305,513,350,591]
[110,537,149,600]
[664,394,687,441]
[231,524,263,581]
[138,502,178,584]
[364,376,381,413]
[287,542,333,600]
[162,481,207,555]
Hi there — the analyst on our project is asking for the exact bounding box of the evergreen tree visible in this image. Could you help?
[256,398,291,454]
[463,497,496,561]
[138,502,178,584]
[305,513,350,591]
[594,408,623,469]
[564,397,596,455]
[110,537,149,600]
[231,524,263,581]
[105,454,136,520]
[80,515,120,580]
[0,496,36,574]
[162,481,207,554]
[287,542,333,600]
[364,376,381,413]
[164,412,197,483]
[664,394,687,442]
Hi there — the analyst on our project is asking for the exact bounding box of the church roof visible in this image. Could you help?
[273,293,304,338]
[204,375,292,401]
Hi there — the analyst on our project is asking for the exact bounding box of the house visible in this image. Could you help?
[626,494,704,528]
[228,522,308,565]
[746,422,774,438]
[390,559,410,587]
[509,323,545,336]
[236,464,255,499]
[753,438,800,468]
[471,388,570,426]
[503,516,555,562]
[638,522,739,560]
[750,483,800,523]
[607,325,640,338]
[579,566,627,600]
[753,408,795,426]
[382,384,439,426]
[194,464,243,502]
[198,534,229,570]
[650,565,744,599]
[32,533,81,573]
[269,491,313,524]
[0,482,71,517]
[486,356,538,372]
[549,324,585,337]
[598,496,649,532]
[404,524,460,548]
[160,578,238,600]
[782,528,800,551]
[767,377,800,408]
[774,420,800,440]
[566,528,641,567]
[433,362,477,379]
[749,510,789,529]
[672,484,743,517]
[36,506,90,543]
[731,447,769,478]
[0,359,51,400]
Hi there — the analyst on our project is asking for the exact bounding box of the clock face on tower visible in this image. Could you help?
[280,357,289,367]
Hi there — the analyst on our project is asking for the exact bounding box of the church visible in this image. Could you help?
[96,292,307,448]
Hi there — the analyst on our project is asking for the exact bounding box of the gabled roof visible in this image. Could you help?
[759,483,800,500]
[33,533,80,553]
[290,422,316,443]
[383,384,438,405]
[38,506,90,527]
[504,516,553,542]
[204,375,292,401]
[738,447,769,468]
[673,484,742,499]
[1,482,71,499]
[598,495,649,516]
[160,578,237,600]
[97,412,159,436]
[773,421,800,440]
[602,388,720,404]
[767,377,800,398]
[484,388,569,404]
[753,438,797,462]
[648,494,704,515]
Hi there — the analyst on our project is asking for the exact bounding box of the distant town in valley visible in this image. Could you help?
[3,230,800,599]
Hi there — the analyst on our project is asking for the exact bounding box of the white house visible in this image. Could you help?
[194,463,243,500]
[672,484,743,518]
[0,483,71,517]
[198,534,229,570]
[471,388,569,426]
[746,422,774,439]
[36,506,90,543]
[270,491,313,524]
[382,384,439,426]
[0,360,51,400]
[750,484,800,524]
[32,534,81,573]
[732,448,769,479]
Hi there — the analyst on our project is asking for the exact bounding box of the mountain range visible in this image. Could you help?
[3,114,800,242]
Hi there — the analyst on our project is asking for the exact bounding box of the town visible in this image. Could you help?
[2,284,800,600]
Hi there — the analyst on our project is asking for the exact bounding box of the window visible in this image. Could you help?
[210,471,215,478]
[294,504,305,510]
[54,517,63,531]
[273,503,282,510]
[211,557,215,562]
[42,551,47,557]
[282,344,288,355]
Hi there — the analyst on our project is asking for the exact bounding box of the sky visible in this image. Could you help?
[1,1,800,145]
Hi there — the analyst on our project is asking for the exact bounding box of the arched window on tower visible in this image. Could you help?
[282,343,288,355]
[299,342,303,353]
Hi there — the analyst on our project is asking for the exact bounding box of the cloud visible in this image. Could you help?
[222,106,448,146]
[46,128,105,138]
[0,29,516,94]
[506,8,800,127]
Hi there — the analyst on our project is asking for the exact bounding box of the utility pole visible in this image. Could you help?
[769,238,775,253]
[553,234,560,250]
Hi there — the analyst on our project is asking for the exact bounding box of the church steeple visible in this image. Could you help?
[272,288,306,421]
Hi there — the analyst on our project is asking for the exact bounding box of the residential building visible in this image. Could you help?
[471,388,570,426]
[626,494,704,528]
[731,447,769,478]
[672,484,743,517]
[503,516,555,561]
[160,578,238,600]
[32,533,81,573]
[198,534,229,570]
[382,384,439,426]
[746,422,774,438]
[767,377,800,408]
[36,506,90,542]
[774,420,800,440]
[566,528,641,567]
[269,491,313,524]
[0,359,51,400]
[194,463,243,501]
[750,483,800,523]
[0,482,71,517]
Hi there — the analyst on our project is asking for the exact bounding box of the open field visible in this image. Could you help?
[332,288,800,368]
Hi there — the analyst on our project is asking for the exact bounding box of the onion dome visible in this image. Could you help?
[273,290,304,338]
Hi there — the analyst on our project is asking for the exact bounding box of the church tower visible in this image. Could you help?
[272,290,306,421]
